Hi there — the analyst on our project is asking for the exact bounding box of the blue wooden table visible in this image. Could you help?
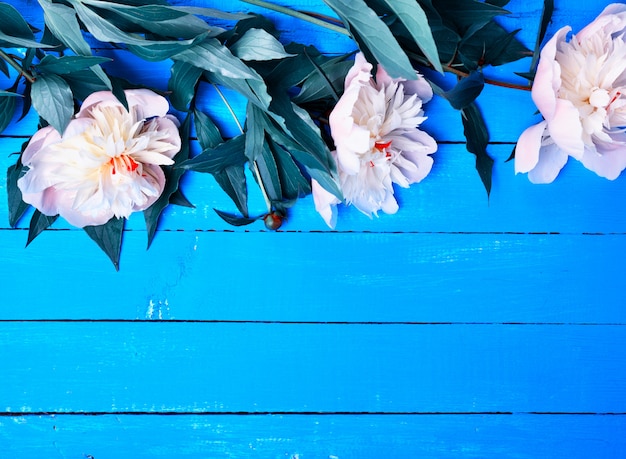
[1,0,625,457]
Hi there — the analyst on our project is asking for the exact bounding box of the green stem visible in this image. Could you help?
[0,49,35,84]
[408,51,532,92]
[239,0,349,36]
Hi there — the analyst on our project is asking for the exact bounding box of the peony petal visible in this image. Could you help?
[126,89,171,119]
[532,26,571,120]
[21,127,59,164]
[527,143,569,184]
[311,179,340,228]
[548,99,585,158]
[515,121,548,174]
[580,145,626,180]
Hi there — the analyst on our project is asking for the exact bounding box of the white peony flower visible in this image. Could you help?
[312,52,437,228]
[516,4,626,183]
[18,89,181,227]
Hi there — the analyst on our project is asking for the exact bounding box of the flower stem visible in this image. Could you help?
[0,49,35,84]
[239,0,349,36]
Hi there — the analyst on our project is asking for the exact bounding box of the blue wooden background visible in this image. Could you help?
[1,0,625,457]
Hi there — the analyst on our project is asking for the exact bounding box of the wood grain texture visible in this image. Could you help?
[1,0,624,457]
[1,414,625,459]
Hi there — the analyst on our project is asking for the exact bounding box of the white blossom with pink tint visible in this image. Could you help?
[312,53,437,228]
[18,89,181,227]
[516,4,626,183]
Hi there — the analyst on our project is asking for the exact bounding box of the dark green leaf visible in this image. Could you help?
[39,0,91,55]
[168,188,194,208]
[530,0,555,74]
[214,165,248,217]
[36,55,112,75]
[127,34,209,61]
[0,93,17,134]
[0,3,52,48]
[213,208,257,226]
[443,71,484,110]
[323,0,415,79]
[26,211,59,247]
[193,108,223,150]
[7,156,29,227]
[31,74,74,134]
[175,39,259,80]
[292,54,351,104]
[181,134,247,173]
[169,61,203,111]
[84,217,125,270]
[62,69,112,101]
[144,115,191,248]
[270,140,311,199]
[230,28,295,61]
[244,103,266,163]
[461,103,493,197]
[379,0,442,72]
[254,142,282,202]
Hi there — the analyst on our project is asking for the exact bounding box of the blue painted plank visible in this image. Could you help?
[4,140,626,234]
[1,322,625,413]
[3,229,626,322]
[0,413,624,459]
[1,230,625,322]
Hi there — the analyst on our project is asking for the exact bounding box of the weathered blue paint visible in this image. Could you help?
[1,0,625,457]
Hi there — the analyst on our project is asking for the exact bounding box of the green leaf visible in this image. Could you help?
[31,74,74,134]
[79,0,212,38]
[175,39,259,80]
[379,0,442,73]
[530,0,554,74]
[144,115,191,248]
[181,134,247,173]
[36,55,112,75]
[169,61,203,111]
[0,92,17,134]
[26,211,59,247]
[7,156,30,227]
[443,71,484,110]
[213,165,248,217]
[0,3,52,48]
[292,54,351,104]
[323,0,415,79]
[461,103,494,197]
[270,139,311,199]
[39,0,92,55]
[244,103,266,163]
[62,69,112,101]
[231,28,295,61]
[127,33,210,61]
[84,217,125,270]
[193,108,223,150]
[255,141,282,202]
[213,208,257,226]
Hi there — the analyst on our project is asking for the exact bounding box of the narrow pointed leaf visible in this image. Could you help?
[323,0,415,79]
[7,158,30,227]
[443,71,484,110]
[214,165,248,217]
[231,28,295,61]
[213,208,257,226]
[380,0,442,72]
[0,93,17,134]
[169,61,203,111]
[36,55,112,75]
[193,108,223,150]
[26,211,59,247]
[181,135,247,173]
[461,103,493,197]
[84,217,125,270]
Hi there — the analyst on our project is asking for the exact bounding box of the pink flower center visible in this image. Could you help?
[109,155,139,175]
